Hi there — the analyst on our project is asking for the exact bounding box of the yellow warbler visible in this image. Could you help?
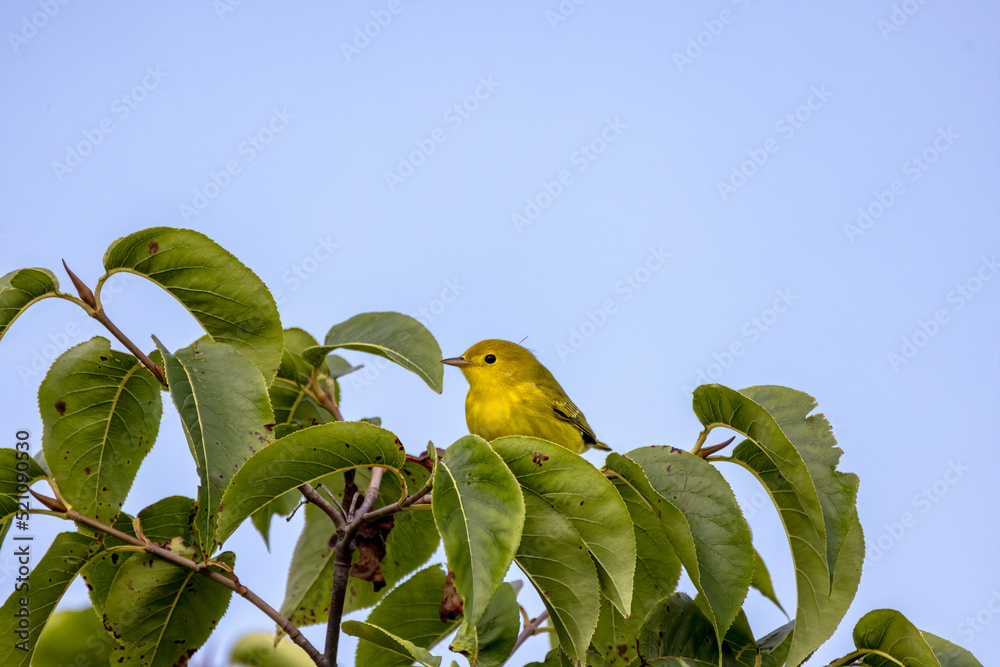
[442,339,610,454]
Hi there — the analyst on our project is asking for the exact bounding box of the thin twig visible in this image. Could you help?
[61,261,165,384]
[90,308,166,385]
[502,609,550,666]
[299,483,346,530]
[318,484,346,517]
[38,494,325,666]
[363,472,434,524]
[354,467,384,518]
[310,372,345,421]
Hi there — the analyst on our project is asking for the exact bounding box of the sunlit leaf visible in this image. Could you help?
[323,312,443,392]
[218,421,406,544]
[39,337,161,528]
[432,435,523,629]
[0,268,61,341]
[101,227,283,382]
[157,339,274,555]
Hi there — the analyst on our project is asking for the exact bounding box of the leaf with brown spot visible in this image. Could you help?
[440,569,464,622]
[40,337,162,530]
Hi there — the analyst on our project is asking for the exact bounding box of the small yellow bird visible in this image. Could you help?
[442,339,610,454]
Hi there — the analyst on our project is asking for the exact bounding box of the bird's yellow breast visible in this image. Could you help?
[464,380,586,453]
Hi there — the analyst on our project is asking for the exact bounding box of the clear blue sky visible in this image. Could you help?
[1,1,998,664]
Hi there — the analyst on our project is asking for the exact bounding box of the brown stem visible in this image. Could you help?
[60,261,165,385]
[49,499,325,666]
[502,609,550,666]
[91,308,165,385]
[325,464,387,667]
[299,483,346,530]
[324,533,356,667]
[310,373,345,421]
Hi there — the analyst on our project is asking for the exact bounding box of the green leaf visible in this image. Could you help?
[271,329,335,429]
[738,385,859,583]
[592,472,682,666]
[39,337,162,527]
[853,609,940,667]
[279,502,343,629]
[137,495,196,545]
[80,513,138,614]
[451,582,520,667]
[0,531,100,666]
[492,436,635,617]
[0,447,47,548]
[324,312,443,392]
[101,227,283,382]
[156,339,274,554]
[103,551,235,667]
[218,421,407,544]
[637,593,719,663]
[230,632,316,667]
[751,547,785,616]
[515,492,600,665]
[342,621,442,667]
[432,435,524,628]
[757,620,794,666]
[720,385,862,665]
[921,631,984,667]
[0,268,60,341]
[525,648,575,667]
[32,607,114,667]
[615,448,753,643]
[692,384,834,666]
[251,490,300,549]
[357,565,462,667]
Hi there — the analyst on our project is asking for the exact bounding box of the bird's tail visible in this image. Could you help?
[591,440,612,452]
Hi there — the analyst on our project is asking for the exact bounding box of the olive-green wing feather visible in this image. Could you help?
[552,398,611,451]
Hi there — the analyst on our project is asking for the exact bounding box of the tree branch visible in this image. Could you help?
[501,609,550,666]
[299,482,346,530]
[29,490,325,667]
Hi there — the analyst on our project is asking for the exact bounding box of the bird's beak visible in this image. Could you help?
[441,356,473,367]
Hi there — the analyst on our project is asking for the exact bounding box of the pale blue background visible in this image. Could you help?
[1,1,998,665]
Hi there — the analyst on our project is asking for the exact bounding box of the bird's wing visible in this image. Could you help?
[552,397,601,447]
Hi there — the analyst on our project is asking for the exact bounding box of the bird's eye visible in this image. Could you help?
[484,354,497,364]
